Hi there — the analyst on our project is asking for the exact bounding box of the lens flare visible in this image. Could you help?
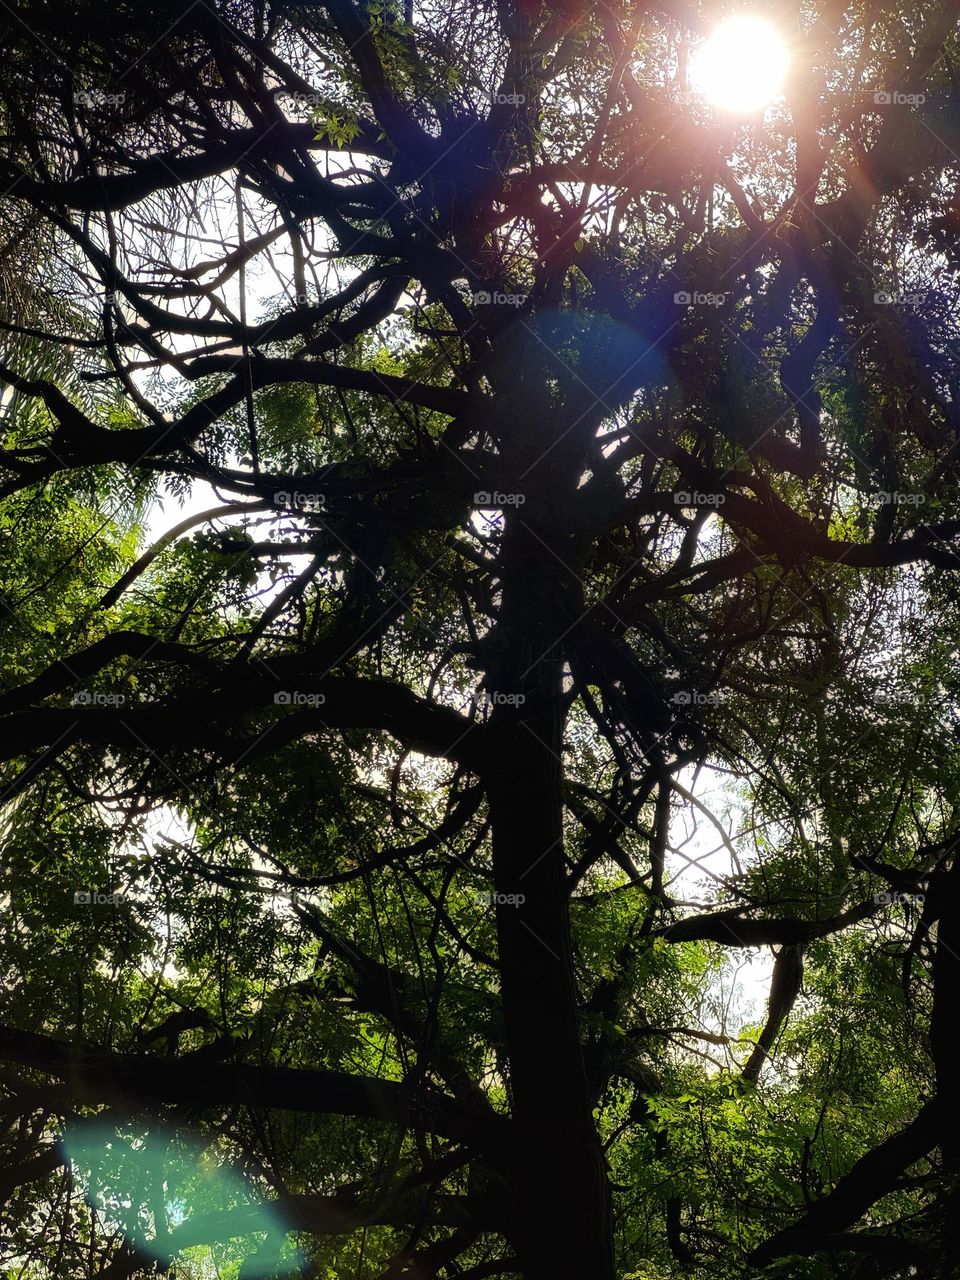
[63,1121,299,1277]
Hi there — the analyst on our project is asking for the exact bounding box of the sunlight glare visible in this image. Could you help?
[689,15,788,113]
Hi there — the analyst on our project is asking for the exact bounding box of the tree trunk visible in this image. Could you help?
[931,854,960,1277]
[486,517,614,1280]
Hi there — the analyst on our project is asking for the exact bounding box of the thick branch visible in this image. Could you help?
[0,1024,510,1158]
[750,1103,941,1266]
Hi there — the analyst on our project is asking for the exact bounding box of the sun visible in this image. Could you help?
[689,15,788,113]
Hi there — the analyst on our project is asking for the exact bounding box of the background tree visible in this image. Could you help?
[1,1,960,1277]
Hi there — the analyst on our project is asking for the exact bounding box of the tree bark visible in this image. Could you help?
[486,517,614,1280]
[930,854,960,1276]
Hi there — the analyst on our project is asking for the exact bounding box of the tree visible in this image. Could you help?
[1,1,959,1276]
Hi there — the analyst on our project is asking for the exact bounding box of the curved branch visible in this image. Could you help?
[750,1102,941,1266]
[658,900,877,947]
[0,1023,511,1159]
